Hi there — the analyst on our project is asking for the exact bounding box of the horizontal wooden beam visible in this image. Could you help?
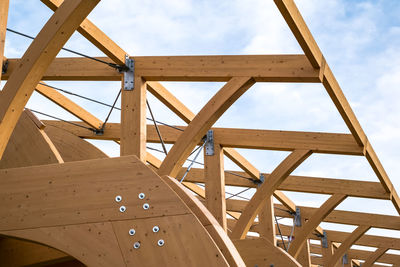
[44,121,363,155]
[214,127,362,155]
[256,222,400,251]
[275,204,400,231]
[174,168,389,200]
[2,55,320,82]
[2,57,120,81]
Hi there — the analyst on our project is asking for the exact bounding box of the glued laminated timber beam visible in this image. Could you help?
[0,0,100,159]
[2,55,320,82]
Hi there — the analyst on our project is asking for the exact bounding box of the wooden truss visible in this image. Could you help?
[0,0,399,266]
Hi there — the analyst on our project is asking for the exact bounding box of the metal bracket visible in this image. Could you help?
[321,230,328,248]
[2,59,8,74]
[123,55,134,90]
[294,207,302,227]
[342,254,348,264]
[205,130,214,156]
[259,174,265,183]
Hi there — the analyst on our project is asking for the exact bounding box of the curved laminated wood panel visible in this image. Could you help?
[44,124,107,162]
[0,111,62,169]
[0,156,244,266]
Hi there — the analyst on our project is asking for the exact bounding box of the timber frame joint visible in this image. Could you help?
[205,130,214,156]
[2,58,8,74]
[294,207,302,227]
[122,54,135,90]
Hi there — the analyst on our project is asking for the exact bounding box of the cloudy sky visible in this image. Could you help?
[4,0,400,242]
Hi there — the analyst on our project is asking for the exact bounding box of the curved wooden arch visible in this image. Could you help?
[362,247,389,267]
[325,225,370,267]
[157,76,255,177]
[231,149,312,239]
[288,193,347,258]
[0,0,100,158]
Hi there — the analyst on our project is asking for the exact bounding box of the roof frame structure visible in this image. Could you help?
[0,0,399,266]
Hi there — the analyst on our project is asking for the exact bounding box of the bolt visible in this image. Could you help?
[152,226,159,233]
[115,195,122,202]
[129,229,135,236]
[157,239,165,247]
[138,193,145,199]
[119,206,126,212]
[143,203,150,210]
[133,242,140,249]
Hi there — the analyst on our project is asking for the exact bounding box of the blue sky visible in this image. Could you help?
[4,0,400,243]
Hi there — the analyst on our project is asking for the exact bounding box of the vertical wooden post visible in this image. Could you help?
[291,208,311,267]
[204,143,227,231]
[258,196,276,245]
[120,75,147,160]
[321,231,334,266]
[296,239,311,267]
[0,0,9,83]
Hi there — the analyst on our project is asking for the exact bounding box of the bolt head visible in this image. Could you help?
[157,239,165,247]
[143,203,150,210]
[152,226,159,233]
[129,229,135,236]
[115,195,122,202]
[119,206,126,212]
[138,193,145,199]
[133,242,140,249]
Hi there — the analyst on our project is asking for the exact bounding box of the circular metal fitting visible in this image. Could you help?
[143,203,150,210]
[138,193,145,199]
[133,242,140,249]
[119,205,126,212]
[115,195,122,202]
[129,229,135,236]
[152,226,159,233]
[157,239,165,247]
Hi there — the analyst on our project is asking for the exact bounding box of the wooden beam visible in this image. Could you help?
[2,55,319,82]
[288,194,346,258]
[280,205,400,231]
[325,225,370,267]
[158,77,255,177]
[362,247,389,267]
[47,122,364,156]
[0,0,100,159]
[36,83,103,129]
[146,81,195,124]
[146,80,294,212]
[41,0,126,65]
[258,196,277,245]
[2,57,120,81]
[311,246,400,266]
[231,150,312,239]
[134,54,319,82]
[120,76,147,159]
[274,0,323,68]
[214,127,363,155]
[0,0,9,83]
[204,144,227,231]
